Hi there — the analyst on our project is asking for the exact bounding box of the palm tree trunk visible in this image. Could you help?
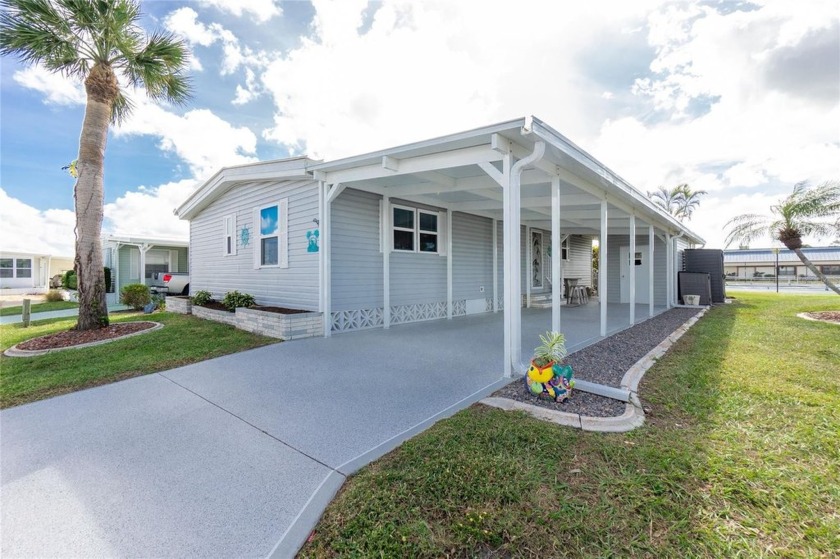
[793,248,840,295]
[74,66,114,330]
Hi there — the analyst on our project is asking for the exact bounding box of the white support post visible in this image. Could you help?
[551,175,561,333]
[492,218,498,312]
[525,226,532,308]
[318,182,325,314]
[447,209,453,319]
[383,196,391,329]
[648,224,655,317]
[629,214,636,325]
[665,233,672,309]
[502,154,513,376]
[599,200,608,337]
[322,182,332,336]
[139,244,151,286]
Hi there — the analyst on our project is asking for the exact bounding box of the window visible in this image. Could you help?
[0,258,32,278]
[223,214,236,256]
[254,200,288,268]
[820,265,840,275]
[778,266,797,276]
[16,259,32,278]
[392,205,439,254]
[561,237,570,260]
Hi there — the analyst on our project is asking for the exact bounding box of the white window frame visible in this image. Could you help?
[0,258,13,278]
[561,236,570,261]
[223,214,236,256]
[391,204,442,255]
[15,258,32,278]
[253,199,288,269]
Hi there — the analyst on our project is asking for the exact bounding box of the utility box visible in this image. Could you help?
[678,272,712,306]
[683,249,726,303]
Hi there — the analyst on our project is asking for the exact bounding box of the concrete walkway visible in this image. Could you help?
[1,302,666,558]
[1,305,131,324]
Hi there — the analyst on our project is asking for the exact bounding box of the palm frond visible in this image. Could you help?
[123,30,192,104]
[723,213,772,248]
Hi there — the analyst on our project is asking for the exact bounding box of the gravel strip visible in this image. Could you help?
[492,307,703,417]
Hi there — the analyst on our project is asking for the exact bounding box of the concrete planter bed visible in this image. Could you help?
[186,302,322,340]
[165,296,191,315]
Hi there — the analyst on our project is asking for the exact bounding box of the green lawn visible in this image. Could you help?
[0,300,78,316]
[0,311,276,408]
[302,293,840,558]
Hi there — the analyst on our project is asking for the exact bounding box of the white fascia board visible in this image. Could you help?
[317,145,503,185]
[176,161,313,220]
[103,235,188,247]
[528,118,705,244]
[309,118,526,174]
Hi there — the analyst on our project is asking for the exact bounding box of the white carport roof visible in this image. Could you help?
[309,116,705,243]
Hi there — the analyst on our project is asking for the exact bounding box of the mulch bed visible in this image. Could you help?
[195,302,309,314]
[16,322,157,351]
[804,311,840,323]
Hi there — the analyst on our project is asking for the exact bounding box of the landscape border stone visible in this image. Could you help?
[4,321,163,357]
[481,307,708,432]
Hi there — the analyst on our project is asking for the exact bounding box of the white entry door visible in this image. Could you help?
[620,245,650,304]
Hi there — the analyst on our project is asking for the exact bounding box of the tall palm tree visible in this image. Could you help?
[1,0,191,330]
[647,183,706,221]
[725,180,840,295]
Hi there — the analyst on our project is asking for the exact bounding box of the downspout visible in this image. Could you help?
[507,135,545,374]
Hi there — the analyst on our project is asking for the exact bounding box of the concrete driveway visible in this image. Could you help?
[1,316,511,558]
[1,303,658,557]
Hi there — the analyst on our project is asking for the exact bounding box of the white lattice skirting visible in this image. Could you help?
[332,300,471,332]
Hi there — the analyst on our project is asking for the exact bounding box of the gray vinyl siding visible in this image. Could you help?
[189,178,319,310]
[331,188,383,311]
[452,212,493,300]
[563,235,593,288]
[118,246,139,289]
[606,234,667,306]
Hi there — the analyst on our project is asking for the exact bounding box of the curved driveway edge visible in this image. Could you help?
[481,307,708,433]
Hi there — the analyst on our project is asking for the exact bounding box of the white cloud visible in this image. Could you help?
[103,179,196,239]
[196,0,282,23]
[0,188,76,256]
[260,0,664,159]
[13,66,85,105]
[113,102,259,179]
[164,7,270,76]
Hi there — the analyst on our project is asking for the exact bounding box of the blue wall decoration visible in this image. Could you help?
[240,226,250,248]
[306,229,319,253]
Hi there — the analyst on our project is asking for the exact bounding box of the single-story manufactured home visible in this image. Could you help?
[0,251,73,294]
[102,235,189,304]
[176,116,704,376]
[724,247,840,279]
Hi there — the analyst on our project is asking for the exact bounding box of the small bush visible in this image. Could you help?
[62,270,77,290]
[151,293,166,311]
[222,290,255,312]
[44,289,64,302]
[191,290,213,306]
[120,283,151,311]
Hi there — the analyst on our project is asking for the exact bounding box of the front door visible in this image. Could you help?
[620,245,650,304]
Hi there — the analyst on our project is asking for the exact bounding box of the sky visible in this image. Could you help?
[1,0,838,257]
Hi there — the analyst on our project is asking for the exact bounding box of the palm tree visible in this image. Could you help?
[725,180,840,295]
[1,0,191,330]
[647,183,707,221]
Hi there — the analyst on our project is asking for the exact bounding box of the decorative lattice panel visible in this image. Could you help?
[391,302,449,324]
[485,298,495,312]
[453,300,467,316]
[497,296,504,310]
[331,308,383,332]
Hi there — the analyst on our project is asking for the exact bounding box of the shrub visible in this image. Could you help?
[191,290,213,306]
[151,293,166,311]
[44,289,64,302]
[222,290,255,312]
[62,270,77,290]
[120,283,151,311]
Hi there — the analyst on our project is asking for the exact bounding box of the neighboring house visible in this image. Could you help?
[102,235,189,304]
[176,116,704,375]
[0,251,73,294]
[724,247,840,279]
